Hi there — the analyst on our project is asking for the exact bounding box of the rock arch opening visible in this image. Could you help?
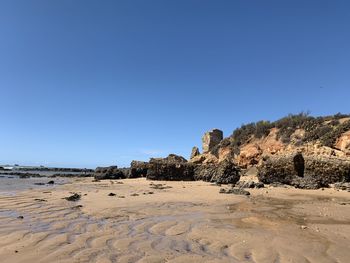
[293,153,305,178]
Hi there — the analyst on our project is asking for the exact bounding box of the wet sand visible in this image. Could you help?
[0,178,349,263]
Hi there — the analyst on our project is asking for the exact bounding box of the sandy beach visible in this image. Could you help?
[0,178,349,263]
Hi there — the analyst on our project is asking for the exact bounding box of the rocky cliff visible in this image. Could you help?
[189,113,350,188]
[190,113,350,167]
[95,113,350,189]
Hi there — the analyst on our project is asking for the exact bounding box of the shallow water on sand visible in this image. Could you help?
[0,175,69,195]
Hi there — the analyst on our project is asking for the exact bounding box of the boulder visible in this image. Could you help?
[202,129,223,153]
[194,159,240,184]
[146,154,194,181]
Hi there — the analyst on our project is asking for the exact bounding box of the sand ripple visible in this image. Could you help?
[0,179,349,263]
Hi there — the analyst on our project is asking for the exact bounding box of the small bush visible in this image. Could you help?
[228,112,349,147]
[320,120,350,147]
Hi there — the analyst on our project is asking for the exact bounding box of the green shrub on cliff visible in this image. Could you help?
[320,120,350,147]
[229,113,350,148]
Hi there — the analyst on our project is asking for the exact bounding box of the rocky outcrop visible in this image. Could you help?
[191,115,350,170]
[130,161,148,178]
[258,153,350,189]
[145,154,241,184]
[202,129,223,153]
[194,159,240,184]
[146,154,194,181]
[94,166,128,180]
[150,154,187,164]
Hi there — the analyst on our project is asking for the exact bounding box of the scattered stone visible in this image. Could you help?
[219,188,226,193]
[34,183,45,186]
[17,216,24,219]
[108,193,116,196]
[118,195,125,198]
[72,205,83,209]
[220,188,250,196]
[64,193,81,201]
[47,180,55,184]
[334,182,350,191]
[149,183,172,190]
[236,181,264,189]
[130,193,139,196]
[34,198,47,202]
[301,225,308,230]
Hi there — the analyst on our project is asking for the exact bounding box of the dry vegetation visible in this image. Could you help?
[212,113,350,156]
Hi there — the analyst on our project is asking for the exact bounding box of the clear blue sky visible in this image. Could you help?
[1,0,349,168]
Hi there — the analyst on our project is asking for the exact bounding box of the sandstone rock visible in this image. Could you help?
[190,147,200,159]
[202,153,219,164]
[336,131,350,155]
[202,129,223,153]
[237,144,262,168]
[189,154,206,164]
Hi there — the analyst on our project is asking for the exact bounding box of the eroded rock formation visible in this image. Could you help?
[190,147,200,159]
[202,129,223,153]
[258,153,350,189]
